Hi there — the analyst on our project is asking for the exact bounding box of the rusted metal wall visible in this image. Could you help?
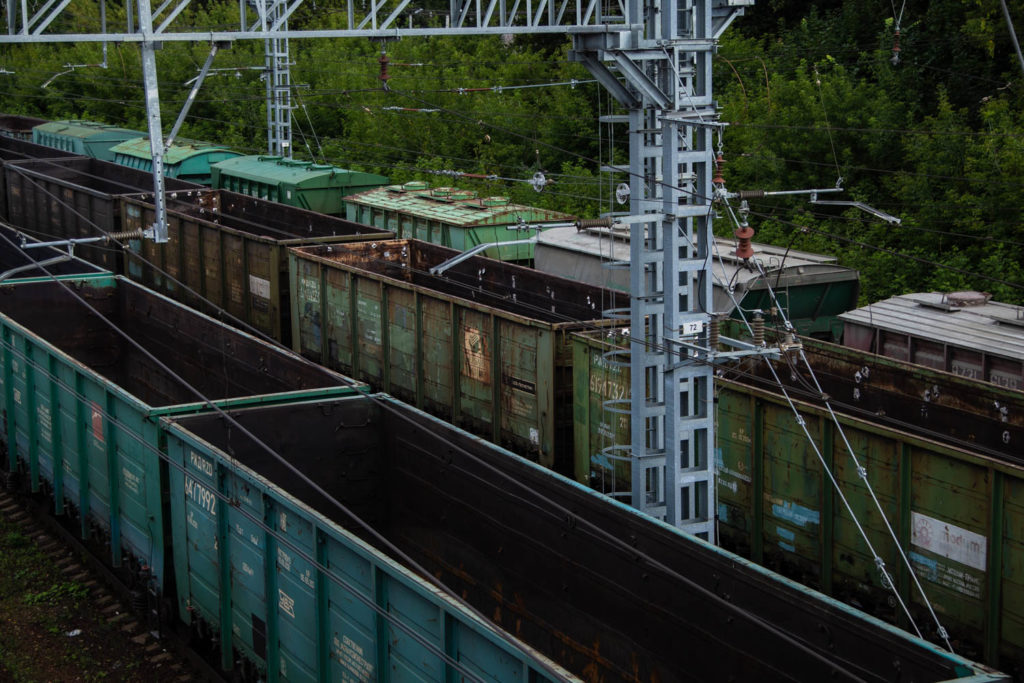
[716,378,1024,676]
[3,157,203,272]
[0,136,83,222]
[121,190,391,347]
[572,329,1024,676]
[170,393,1002,682]
[290,240,619,474]
[744,337,1024,462]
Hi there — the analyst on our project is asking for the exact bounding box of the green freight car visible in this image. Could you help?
[289,239,618,473]
[210,155,388,215]
[571,328,1024,676]
[165,392,1005,682]
[3,156,203,272]
[31,120,144,161]
[110,137,241,185]
[341,181,574,263]
[162,394,572,682]
[0,275,365,596]
[121,189,392,346]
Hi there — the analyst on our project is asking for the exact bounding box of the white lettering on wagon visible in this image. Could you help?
[278,589,295,618]
[335,634,374,681]
[189,450,214,478]
[298,275,320,306]
[277,548,292,572]
[911,511,987,571]
[184,477,217,517]
[37,404,51,444]
[121,467,141,496]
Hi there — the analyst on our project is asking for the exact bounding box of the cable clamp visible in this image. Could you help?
[857,465,867,480]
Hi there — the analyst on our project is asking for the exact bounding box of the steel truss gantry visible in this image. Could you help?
[1,0,751,536]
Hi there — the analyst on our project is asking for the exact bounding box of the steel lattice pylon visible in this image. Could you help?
[257,0,293,158]
[572,0,750,536]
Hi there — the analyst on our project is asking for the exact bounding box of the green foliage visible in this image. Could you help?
[24,581,89,606]
[0,0,1021,303]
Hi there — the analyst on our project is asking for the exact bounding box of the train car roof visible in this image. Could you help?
[109,136,240,164]
[33,120,145,140]
[535,226,858,301]
[840,292,1024,361]
[343,182,573,227]
[211,154,387,187]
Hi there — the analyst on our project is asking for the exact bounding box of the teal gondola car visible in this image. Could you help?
[31,120,145,161]
[210,155,388,215]
[110,137,242,185]
[341,181,574,263]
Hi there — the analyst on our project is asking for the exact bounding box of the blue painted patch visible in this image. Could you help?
[714,447,724,469]
[718,503,729,523]
[771,501,820,528]
[909,551,939,581]
[777,527,796,542]
[591,453,612,469]
[779,541,796,553]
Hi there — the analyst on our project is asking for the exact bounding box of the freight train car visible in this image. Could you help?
[290,239,619,473]
[841,291,1024,390]
[571,328,1024,676]
[0,114,48,140]
[211,155,388,215]
[0,135,81,221]
[163,392,1004,682]
[741,334,1024,463]
[535,225,860,341]
[121,189,392,346]
[341,181,573,263]
[0,275,366,609]
[3,156,204,271]
[110,137,242,185]
[32,120,145,161]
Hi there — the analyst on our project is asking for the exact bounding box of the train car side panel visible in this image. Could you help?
[167,395,998,682]
[289,240,610,473]
[163,407,571,683]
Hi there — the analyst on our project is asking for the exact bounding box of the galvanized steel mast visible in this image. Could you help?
[256,0,294,158]
[0,0,752,536]
[572,0,750,536]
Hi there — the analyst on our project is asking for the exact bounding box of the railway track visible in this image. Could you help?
[0,486,222,682]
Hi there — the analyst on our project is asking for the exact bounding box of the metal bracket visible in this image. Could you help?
[810,191,902,225]
[428,238,538,275]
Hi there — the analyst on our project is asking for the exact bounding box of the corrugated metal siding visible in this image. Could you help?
[572,328,1024,673]
[840,293,1024,362]
[290,239,615,473]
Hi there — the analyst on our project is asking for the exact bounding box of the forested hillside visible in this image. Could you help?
[0,0,1021,304]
